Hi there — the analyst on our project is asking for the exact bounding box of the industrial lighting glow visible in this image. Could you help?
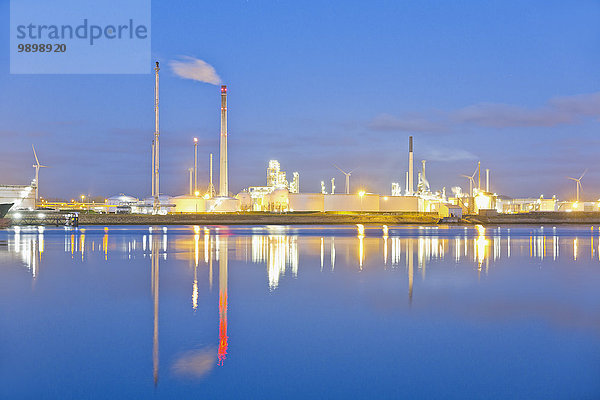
[194,137,198,142]
[194,191,200,197]
[203,194,210,199]
[358,191,366,197]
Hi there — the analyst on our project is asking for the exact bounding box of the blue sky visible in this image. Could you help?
[1,0,599,200]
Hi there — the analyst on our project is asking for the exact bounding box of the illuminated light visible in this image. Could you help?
[383,196,389,201]
[195,191,200,197]
[572,202,579,209]
[194,137,198,142]
[358,190,366,198]
[37,213,44,218]
[203,193,210,199]
[382,225,389,236]
[475,224,485,236]
[356,224,365,236]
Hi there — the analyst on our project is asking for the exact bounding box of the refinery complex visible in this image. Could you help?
[1,62,599,221]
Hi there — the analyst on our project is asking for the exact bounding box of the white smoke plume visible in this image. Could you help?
[169,56,221,85]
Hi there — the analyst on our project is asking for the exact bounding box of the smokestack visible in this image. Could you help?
[219,85,228,197]
[408,136,414,195]
[486,169,490,192]
[194,138,198,193]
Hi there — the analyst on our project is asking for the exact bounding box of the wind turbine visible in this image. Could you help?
[460,169,477,197]
[567,170,586,203]
[32,145,48,205]
[334,165,355,194]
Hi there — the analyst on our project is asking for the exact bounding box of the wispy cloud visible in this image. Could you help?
[370,92,600,132]
[169,56,221,85]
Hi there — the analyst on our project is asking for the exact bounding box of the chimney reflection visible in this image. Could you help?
[407,238,413,305]
[151,231,160,386]
[217,236,228,366]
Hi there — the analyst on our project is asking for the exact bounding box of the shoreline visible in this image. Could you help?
[78,211,600,226]
[5,211,600,227]
[77,211,441,226]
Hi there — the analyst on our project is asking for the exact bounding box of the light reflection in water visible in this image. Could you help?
[217,238,228,366]
[4,224,600,382]
[5,225,600,284]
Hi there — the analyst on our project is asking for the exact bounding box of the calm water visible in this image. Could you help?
[1,224,599,399]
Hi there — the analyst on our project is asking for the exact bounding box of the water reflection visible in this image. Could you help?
[2,224,600,384]
[4,225,600,282]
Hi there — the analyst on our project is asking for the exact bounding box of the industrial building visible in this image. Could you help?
[0,184,36,210]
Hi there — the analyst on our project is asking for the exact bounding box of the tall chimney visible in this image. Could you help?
[408,136,414,195]
[486,169,490,192]
[219,85,228,197]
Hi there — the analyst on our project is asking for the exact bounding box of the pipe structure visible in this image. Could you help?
[478,161,481,191]
[486,169,490,192]
[188,168,193,196]
[219,85,228,197]
[194,138,198,193]
[208,153,216,198]
[408,136,414,195]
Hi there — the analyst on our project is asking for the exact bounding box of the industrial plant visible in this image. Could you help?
[1,61,599,224]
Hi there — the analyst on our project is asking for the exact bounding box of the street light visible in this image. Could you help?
[358,190,366,212]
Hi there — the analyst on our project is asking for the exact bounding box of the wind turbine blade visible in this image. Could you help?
[579,169,587,180]
[333,164,346,174]
[32,145,40,166]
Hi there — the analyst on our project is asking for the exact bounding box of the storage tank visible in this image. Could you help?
[235,191,252,211]
[288,193,324,212]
